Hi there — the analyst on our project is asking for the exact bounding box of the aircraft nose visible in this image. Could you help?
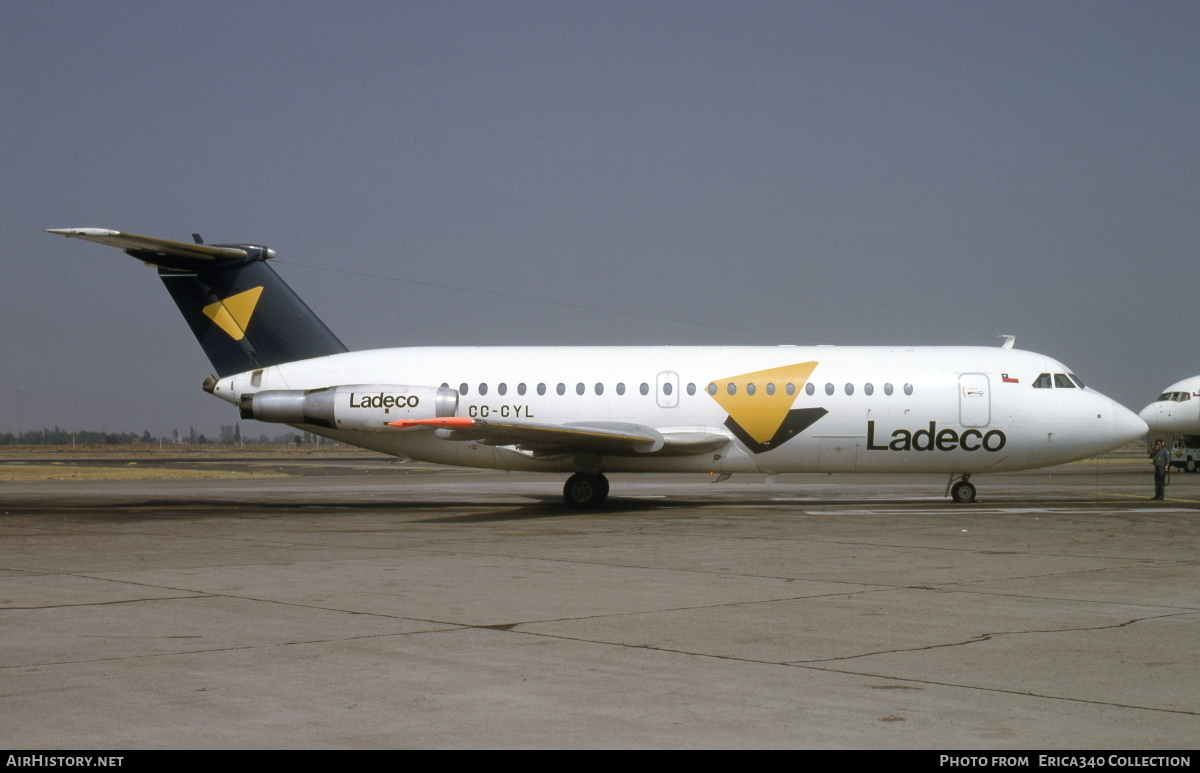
[1138,403,1160,430]
[1115,400,1149,445]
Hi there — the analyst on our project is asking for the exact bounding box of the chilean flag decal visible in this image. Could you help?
[1002,373,1019,383]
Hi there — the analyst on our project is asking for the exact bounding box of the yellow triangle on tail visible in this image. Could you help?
[202,286,263,341]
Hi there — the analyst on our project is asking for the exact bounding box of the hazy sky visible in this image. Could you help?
[4,1,1198,436]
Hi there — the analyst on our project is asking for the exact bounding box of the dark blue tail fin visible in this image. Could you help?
[46,228,348,377]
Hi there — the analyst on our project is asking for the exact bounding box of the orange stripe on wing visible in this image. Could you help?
[387,417,477,429]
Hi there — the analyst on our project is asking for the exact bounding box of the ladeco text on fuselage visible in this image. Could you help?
[866,420,1006,452]
[350,393,420,409]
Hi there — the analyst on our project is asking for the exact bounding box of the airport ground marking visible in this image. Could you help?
[1105,491,1200,505]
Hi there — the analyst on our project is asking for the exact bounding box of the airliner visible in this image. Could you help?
[1139,375,1200,472]
[1140,375,1200,436]
[46,228,1147,507]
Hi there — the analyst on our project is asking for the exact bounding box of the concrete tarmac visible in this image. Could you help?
[1,455,1197,748]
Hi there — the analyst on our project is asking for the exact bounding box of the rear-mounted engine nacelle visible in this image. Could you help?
[239,384,458,431]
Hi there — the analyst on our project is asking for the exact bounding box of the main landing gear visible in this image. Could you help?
[564,471,981,507]
[947,474,977,504]
[563,472,609,509]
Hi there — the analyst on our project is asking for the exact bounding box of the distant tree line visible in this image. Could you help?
[0,427,147,446]
[0,424,319,446]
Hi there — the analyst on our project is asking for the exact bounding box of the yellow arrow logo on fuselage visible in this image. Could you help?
[709,361,820,444]
[202,286,263,341]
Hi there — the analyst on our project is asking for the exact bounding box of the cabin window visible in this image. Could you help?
[1054,373,1076,389]
[746,383,756,396]
[1033,373,1053,389]
[884,383,894,396]
[844,383,854,395]
[707,382,718,395]
[765,383,775,396]
[556,383,566,396]
[498,383,507,396]
[576,383,585,396]
[478,383,488,395]
[617,383,626,395]
[805,383,814,396]
[787,383,796,396]
[517,383,527,396]
[864,383,874,396]
[687,382,696,396]
[595,383,604,395]
[904,383,913,396]
[537,383,546,396]
[459,383,469,396]
[825,383,834,396]
[662,382,673,396]
[640,382,650,396]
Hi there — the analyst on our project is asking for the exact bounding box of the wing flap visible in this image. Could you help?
[390,417,730,458]
[391,417,665,455]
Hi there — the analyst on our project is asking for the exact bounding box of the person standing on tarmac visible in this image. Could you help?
[1150,439,1170,500]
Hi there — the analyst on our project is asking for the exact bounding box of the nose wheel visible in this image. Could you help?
[947,474,977,504]
[564,472,609,509]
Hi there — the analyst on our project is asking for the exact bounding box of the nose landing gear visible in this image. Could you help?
[947,474,977,504]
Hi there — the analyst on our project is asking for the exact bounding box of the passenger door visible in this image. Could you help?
[959,374,991,427]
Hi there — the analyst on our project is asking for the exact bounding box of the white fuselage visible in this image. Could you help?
[210,344,1146,475]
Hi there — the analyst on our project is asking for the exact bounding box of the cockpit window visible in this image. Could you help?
[1034,372,1086,389]
[1155,391,1192,402]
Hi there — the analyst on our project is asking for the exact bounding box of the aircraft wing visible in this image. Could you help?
[45,228,251,262]
[390,417,729,458]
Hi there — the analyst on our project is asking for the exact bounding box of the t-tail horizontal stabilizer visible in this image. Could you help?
[45,228,348,377]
